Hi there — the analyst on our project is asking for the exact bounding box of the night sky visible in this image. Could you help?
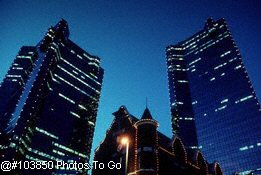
[0,0,260,162]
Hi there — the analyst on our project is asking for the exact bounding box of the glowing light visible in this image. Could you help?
[121,137,129,145]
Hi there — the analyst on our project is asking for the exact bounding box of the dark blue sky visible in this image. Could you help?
[0,0,260,162]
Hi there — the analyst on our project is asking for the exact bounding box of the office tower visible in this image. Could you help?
[166,18,261,174]
[93,106,223,175]
[0,19,104,175]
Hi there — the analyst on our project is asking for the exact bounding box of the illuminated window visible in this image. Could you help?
[58,93,75,104]
[235,95,253,104]
[35,127,59,140]
[210,77,216,81]
[215,105,227,112]
[70,111,80,119]
[234,65,242,70]
[220,50,231,58]
[221,99,228,103]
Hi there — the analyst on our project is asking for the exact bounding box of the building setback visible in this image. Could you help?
[0,19,104,175]
[166,18,261,175]
[92,106,224,175]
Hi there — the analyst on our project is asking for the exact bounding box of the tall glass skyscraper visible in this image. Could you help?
[0,19,104,175]
[166,18,261,175]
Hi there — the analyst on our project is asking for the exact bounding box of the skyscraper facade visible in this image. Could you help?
[166,18,261,175]
[0,19,104,175]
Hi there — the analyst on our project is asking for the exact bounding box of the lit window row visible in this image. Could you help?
[200,41,216,51]
[78,104,87,111]
[182,30,228,55]
[83,53,100,64]
[170,68,187,72]
[54,74,95,100]
[50,71,61,84]
[35,127,59,140]
[184,41,196,49]
[210,77,216,81]
[90,72,98,79]
[177,80,188,83]
[70,111,81,119]
[57,65,100,94]
[194,31,230,55]
[47,33,54,39]
[77,54,83,59]
[167,47,183,51]
[47,82,53,91]
[214,105,227,112]
[220,72,225,76]
[220,50,231,58]
[50,44,61,61]
[209,27,216,32]
[228,57,238,63]
[185,47,198,56]
[189,58,201,66]
[176,101,184,105]
[72,70,79,75]
[12,67,24,70]
[234,65,242,70]
[220,99,228,104]
[168,57,184,63]
[214,62,227,70]
[235,95,253,104]
[28,127,34,135]
[58,93,75,104]
[182,33,199,46]
[51,77,60,84]
[239,145,254,151]
[52,142,87,158]
[184,117,194,120]
[7,74,22,78]
[25,134,31,142]
[53,149,65,156]
[60,57,101,85]
[17,55,32,59]
[171,54,184,57]
[20,138,28,148]
[178,117,194,121]
[88,62,99,68]
[27,147,61,161]
[88,121,95,126]
[192,100,198,105]
[18,147,25,154]
[70,49,99,64]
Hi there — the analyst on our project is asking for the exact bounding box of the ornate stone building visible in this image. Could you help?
[92,106,223,175]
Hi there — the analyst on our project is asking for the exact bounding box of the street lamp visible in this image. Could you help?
[121,137,129,175]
